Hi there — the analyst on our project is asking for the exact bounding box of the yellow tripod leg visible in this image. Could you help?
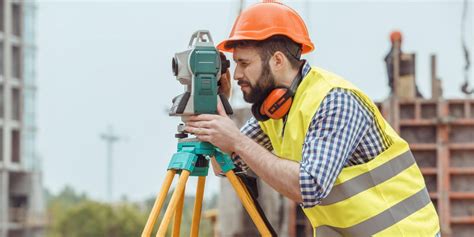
[172,184,185,237]
[225,170,272,237]
[190,176,206,237]
[156,170,191,237]
[142,170,176,237]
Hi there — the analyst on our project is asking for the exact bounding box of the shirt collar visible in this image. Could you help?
[301,60,311,78]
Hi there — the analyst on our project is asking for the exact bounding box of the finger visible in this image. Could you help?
[226,69,231,83]
[186,121,212,129]
[220,70,230,85]
[193,114,221,121]
[184,126,197,134]
[184,125,206,134]
[217,100,228,117]
[195,128,207,135]
[218,69,232,99]
[187,115,201,122]
[196,134,211,142]
[223,70,232,91]
[187,114,211,122]
[184,121,197,128]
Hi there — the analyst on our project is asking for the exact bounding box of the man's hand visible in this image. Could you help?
[186,103,303,203]
[218,51,232,99]
[185,103,241,153]
[218,69,232,99]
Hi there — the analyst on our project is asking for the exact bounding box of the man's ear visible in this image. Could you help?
[269,51,285,72]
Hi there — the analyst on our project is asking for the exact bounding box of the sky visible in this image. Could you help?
[36,0,473,202]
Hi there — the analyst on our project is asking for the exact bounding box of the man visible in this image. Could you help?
[185,1,440,236]
[384,31,423,98]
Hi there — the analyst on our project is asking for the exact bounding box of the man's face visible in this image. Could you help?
[233,46,276,103]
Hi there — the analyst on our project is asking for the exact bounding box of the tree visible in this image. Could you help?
[54,201,147,237]
[46,187,147,237]
[45,186,216,237]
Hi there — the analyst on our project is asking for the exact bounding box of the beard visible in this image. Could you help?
[239,62,276,103]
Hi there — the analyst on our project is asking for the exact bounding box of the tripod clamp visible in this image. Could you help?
[169,139,235,176]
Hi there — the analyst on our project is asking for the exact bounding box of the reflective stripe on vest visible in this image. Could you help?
[321,151,415,206]
[316,188,431,236]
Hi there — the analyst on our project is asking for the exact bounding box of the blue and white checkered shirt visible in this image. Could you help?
[233,62,391,207]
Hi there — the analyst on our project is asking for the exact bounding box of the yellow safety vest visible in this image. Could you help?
[259,67,440,236]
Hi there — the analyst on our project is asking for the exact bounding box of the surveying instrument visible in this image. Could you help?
[142,30,276,237]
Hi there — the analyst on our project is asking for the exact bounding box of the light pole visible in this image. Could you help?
[100,125,121,202]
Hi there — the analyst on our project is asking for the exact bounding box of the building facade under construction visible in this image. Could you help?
[0,1,45,237]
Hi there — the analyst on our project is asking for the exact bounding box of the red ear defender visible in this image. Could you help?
[260,88,294,119]
[251,64,305,122]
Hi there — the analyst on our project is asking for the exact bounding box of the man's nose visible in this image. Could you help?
[234,66,244,81]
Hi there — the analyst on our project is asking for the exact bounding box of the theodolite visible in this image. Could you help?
[141,30,275,237]
[170,30,231,116]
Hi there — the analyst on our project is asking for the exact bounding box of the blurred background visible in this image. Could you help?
[0,0,472,236]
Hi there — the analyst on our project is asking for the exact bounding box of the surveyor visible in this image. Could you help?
[185,1,440,236]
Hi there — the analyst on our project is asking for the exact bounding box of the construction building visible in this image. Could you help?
[217,37,474,237]
[0,0,46,237]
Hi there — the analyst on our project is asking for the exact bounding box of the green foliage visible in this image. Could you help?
[46,186,90,237]
[45,186,218,237]
[54,201,147,237]
[45,186,147,237]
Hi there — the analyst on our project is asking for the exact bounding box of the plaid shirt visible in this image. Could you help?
[233,62,391,207]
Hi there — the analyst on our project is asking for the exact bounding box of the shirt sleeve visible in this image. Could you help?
[231,116,273,172]
[299,88,373,208]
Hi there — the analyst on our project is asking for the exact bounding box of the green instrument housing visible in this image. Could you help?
[189,46,220,114]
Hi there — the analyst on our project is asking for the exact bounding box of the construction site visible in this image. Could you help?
[0,0,473,237]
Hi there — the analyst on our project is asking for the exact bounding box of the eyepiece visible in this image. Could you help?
[172,57,179,76]
[219,52,230,74]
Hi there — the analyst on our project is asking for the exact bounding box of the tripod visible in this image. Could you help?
[141,138,275,237]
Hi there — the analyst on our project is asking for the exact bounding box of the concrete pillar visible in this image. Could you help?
[0,171,9,237]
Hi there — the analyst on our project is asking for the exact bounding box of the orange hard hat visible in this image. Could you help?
[217,0,314,54]
[390,31,402,43]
